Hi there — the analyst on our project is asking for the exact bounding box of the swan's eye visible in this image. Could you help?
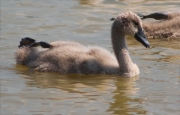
[133,21,139,26]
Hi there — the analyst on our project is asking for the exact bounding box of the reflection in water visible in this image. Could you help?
[149,39,180,49]
[79,0,104,5]
[16,66,146,114]
[108,78,147,114]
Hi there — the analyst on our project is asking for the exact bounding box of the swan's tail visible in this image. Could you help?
[18,37,36,48]
[18,37,53,48]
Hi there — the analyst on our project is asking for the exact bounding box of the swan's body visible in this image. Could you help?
[15,12,150,77]
[16,41,119,74]
[141,12,180,39]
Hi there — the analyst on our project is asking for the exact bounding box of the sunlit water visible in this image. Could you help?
[0,0,180,115]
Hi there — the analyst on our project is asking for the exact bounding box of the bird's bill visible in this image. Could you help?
[134,29,150,48]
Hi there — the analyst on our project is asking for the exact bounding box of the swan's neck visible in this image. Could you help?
[111,27,135,74]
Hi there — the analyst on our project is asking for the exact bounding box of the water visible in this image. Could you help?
[0,0,180,114]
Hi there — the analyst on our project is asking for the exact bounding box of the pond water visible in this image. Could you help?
[0,0,180,115]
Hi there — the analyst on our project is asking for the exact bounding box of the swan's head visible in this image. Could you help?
[112,11,150,48]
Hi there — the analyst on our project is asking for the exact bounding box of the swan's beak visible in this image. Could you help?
[134,29,150,48]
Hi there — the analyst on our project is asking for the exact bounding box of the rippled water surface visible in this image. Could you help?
[1,0,180,115]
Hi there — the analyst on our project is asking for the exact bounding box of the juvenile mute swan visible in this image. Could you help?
[15,12,150,77]
[139,12,180,39]
[111,11,180,39]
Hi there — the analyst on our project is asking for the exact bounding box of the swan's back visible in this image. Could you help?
[15,41,119,74]
[167,12,180,19]
[142,12,180,39]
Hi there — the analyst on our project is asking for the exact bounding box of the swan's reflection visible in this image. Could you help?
[16,65,146,114]
[107,77,147,114]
